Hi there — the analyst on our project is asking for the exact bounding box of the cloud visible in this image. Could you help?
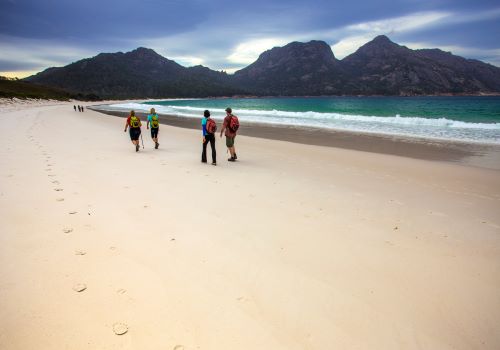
[329,8,500,61]
[226,38,290,65]
[331,11,450,58]
[0,70,39,79]
[404,41,500,66]
[0,35,99,75]
[171,56,205,67]
[1,2,499,77]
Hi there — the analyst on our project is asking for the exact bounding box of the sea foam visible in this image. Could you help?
[103,102,500,144]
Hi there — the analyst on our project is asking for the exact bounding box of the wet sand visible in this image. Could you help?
[92,108,500,169]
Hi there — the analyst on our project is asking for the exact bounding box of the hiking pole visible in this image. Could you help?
[140,133,144,149]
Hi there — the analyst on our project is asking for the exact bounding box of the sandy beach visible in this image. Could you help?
[1,101,499,349]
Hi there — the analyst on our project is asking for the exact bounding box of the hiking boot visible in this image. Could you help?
[234,153,237,160]
[136,144,139,152]
[155,142,159,149]
[212,162,217,166]
[228,157,235,162]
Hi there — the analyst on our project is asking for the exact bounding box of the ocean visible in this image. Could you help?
[105,96,500,144]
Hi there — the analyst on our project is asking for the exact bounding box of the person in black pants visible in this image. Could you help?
[201,110,216,165]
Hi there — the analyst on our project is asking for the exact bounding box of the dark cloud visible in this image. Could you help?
[1,0,499,74]
[395,19,500,49]
[0,59,40,71]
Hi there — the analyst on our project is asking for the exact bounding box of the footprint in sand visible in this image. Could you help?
[56,198,64,202]
[173,345,185,350]
[48,174,56,177]
[482,221,500,229]
[113,323,128,335]
[54,188,63,191]
[45,169,51,171]
[429,211,447,217]
[63,228,73,233]
[52,180,59,184]
[72,283,87,292]
[75,250,86,255]
[117,289,126,294]
[69,211,77,214]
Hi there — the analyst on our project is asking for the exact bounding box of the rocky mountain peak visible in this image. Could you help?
[351,34,404,58]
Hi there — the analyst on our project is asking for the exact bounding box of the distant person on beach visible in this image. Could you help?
[146,108,160,149]
[73,105,76,112]
[81,105,84,112]
[124,110,142,152]
[220,107,239,161]
[201,110,217,165]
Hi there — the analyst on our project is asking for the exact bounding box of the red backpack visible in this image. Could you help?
[228,115,239,133]
[206,118,217,134]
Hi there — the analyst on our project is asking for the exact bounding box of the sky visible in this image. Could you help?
[1,0,499,78]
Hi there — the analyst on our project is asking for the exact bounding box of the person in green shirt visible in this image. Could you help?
[147,108,160,149]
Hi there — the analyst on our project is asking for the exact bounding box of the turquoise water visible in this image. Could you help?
[150,96,500,123]
[107,96,500,143]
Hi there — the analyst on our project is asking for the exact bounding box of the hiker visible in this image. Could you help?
[201,110,217,165]
[124,110,142,152]
[220,107,239,161]
[73,105,76,111]
[146,108,160,149]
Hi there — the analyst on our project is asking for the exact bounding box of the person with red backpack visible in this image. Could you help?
[124,110,142,152]
[202,109,217,165]
[220,107,239,162]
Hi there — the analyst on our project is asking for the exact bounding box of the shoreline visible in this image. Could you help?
[91,107,500,170]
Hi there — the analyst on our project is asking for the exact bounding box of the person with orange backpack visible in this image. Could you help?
[202,110,217,165]
[220,107,239,162]
[147,108,160,149]
[124,110,142,152]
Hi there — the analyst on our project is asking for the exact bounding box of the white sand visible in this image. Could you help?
[0,102,499,350]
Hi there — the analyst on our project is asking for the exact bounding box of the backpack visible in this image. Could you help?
[130,116,140,128]
[206,118,217,134]
[228,115,239,133]
[151,114,159,128]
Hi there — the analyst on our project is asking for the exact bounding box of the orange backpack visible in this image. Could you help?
[206,118,217,134]
[228,115,239,133]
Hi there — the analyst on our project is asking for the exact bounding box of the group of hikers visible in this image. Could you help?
[73,105,85,112]
[123,107,240,165]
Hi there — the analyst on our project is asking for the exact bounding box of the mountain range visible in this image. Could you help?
[25,35,500,98]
